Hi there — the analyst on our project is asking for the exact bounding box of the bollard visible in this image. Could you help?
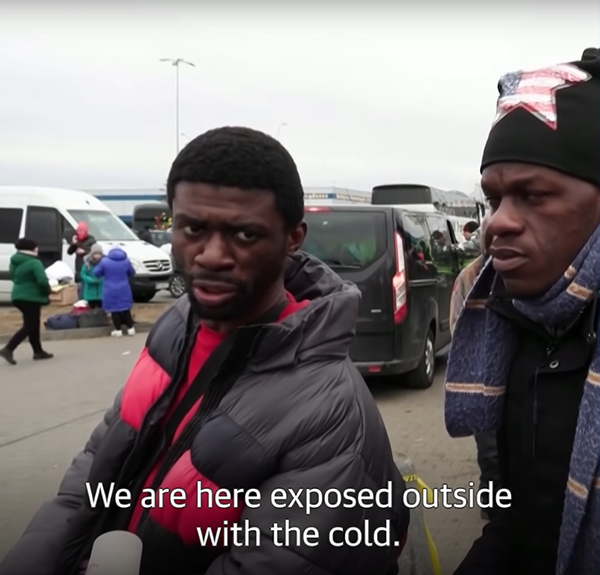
[395,454,441,575]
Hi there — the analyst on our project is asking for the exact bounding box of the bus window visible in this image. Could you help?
[372,185,433,205]
[132,203,171,231]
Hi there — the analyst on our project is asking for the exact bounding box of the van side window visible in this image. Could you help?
[401,213,431,263]
[26,207,60,245]
[426,215,454,265]
[0,208,23,244]
[25,206,62,267]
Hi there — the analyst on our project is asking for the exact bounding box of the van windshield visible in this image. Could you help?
[303,209,387,269]
[68,210,139,242]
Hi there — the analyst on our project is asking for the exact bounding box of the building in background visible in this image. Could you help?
[86,186,372,224]
[304,187,371,205]
[85,185,482,224]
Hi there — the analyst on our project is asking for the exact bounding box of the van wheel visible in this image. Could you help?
[169,273,187,298]
[133,291,156,304]
[406,329,435,389]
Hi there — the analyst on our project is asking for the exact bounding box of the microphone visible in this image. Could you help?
[84,531,143,575]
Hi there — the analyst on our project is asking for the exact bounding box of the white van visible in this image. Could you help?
[0,186,173,303]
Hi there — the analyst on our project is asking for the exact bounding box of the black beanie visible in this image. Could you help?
[481,48,600,187]
[15,238,38,251]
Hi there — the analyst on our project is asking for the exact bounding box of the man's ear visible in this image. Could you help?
[287,221,307,254]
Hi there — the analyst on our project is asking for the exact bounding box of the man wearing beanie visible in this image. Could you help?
[445,48,600,575]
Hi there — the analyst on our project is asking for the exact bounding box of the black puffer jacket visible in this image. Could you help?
[0,252,409,575]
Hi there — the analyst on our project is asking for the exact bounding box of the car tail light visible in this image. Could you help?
[305,206,331,212]
[393,232,408,324]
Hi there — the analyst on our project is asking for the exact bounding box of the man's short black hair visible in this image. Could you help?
[167,126,304,228]
[463,221,479,234]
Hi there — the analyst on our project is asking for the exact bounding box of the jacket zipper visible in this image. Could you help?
[525,340,557,551]
[532,342,556,453]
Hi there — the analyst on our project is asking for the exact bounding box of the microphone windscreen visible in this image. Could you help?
[85,531,143,575]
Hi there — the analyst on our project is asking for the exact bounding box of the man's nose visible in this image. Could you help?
[194,234,235,270]
[487,198,525,237]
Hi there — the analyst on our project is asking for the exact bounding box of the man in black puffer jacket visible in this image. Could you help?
[0,127,409,575]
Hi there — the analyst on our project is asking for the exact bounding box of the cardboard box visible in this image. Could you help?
[49,284,78,306]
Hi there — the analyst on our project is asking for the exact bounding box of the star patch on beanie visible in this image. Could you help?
[481,48,600,187]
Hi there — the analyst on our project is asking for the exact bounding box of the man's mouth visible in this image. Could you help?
[489,247,527,274]
[192,281,238,307]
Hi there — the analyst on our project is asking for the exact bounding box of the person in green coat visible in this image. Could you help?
[80,244,104,308]
[0,238,53,365]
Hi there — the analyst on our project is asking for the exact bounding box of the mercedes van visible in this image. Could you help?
[302,204,462,388]
[0,187,173,303]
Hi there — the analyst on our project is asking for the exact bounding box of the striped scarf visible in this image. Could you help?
[444,224,600,575]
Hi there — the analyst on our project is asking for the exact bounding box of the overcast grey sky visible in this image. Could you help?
[0,1,598,194]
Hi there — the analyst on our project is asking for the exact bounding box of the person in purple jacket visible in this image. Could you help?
[93,247,136,337]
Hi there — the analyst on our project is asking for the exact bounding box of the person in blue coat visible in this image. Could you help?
[93,247,136,337]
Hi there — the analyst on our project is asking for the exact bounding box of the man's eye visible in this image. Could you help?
[236,231,257,242]
[183,225,204,236]
[523,192,548,203]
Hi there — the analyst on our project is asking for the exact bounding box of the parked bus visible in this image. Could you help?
[370,184,485,242]
[132,202,172,232]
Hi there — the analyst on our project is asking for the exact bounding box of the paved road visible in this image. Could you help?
[0,337,484,574]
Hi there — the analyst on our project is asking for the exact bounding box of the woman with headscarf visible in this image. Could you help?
[68,222,96,298]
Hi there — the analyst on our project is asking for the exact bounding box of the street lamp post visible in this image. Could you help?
[160,57,195,155]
